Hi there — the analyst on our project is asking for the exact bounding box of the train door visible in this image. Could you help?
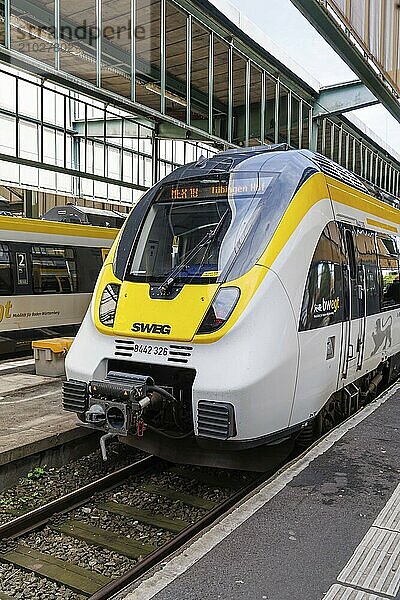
[11,243,32,295]
[340,226,367,382]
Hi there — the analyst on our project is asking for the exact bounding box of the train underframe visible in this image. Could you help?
[66,352,400,472]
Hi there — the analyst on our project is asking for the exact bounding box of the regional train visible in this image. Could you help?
[0,215,118,355]
[64,145,400,470]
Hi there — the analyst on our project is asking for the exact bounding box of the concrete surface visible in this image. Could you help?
[0,370,89,469]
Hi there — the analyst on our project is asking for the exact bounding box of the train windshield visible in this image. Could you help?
[127,172,274,284]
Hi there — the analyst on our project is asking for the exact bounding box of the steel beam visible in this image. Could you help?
[290,0,400,123]
[0,151,148,191]
[73,118,154,138]
[158,120,215,141]
[314,80,379,118]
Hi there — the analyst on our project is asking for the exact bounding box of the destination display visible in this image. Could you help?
[157,178,272,203]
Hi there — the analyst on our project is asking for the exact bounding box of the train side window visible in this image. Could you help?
[376,235,400,310]
[31,245,78,294]
[75,247,103,293]
[0,244,12,294]
[354,229,380,316]
[299,222,345,331]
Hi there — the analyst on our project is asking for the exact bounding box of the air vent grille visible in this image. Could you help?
[63,380,87,413]
[311,152,369,194]
[115,340,136,357]
[167,345,193,364]
[197,401,236,440]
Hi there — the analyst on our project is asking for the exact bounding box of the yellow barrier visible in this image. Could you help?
[32,337,75,377]
[32,337,74,354]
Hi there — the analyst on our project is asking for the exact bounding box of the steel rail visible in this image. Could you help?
[0,455,158,540]
[87,473,265,600]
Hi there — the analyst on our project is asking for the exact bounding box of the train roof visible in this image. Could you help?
[170,145,398,210]
[67,205,125,217]
[42,204,126,227]
[0,213,118,240]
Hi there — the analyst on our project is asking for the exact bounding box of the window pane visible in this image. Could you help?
[11,0,55,68]
[212,37,229,139]
[0,245,12,294]
[191,21,209,132]
[59,0,97,85]
[101,0,131,98]
[136,0,161,111]
[300,222,345,331]
[165,2,187,121]
[31,245,77,294]
[0,115,17,156]
[232,51,246,145]
[265,75,276,143]
[290,96,300,149]
[377,235,400,309]
[278,85,289,144]
[354,229,380,316]
[350,0,365,39]
[250,65,262,145]
[75,247,102,292]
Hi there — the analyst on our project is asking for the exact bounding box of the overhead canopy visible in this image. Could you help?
[290,0,400,123]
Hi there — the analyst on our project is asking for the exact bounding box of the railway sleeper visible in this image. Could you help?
[53,520,156,559]
[0,543,110,596]
[98,502,189,533]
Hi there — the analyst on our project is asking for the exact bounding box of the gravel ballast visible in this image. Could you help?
[0,442,145,524]
[0,441,255,599]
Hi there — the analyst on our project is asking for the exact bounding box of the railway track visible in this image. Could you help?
[0,455,260,599]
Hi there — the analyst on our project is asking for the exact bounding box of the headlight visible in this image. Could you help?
[197,287,240,334]
[99,284,120,327]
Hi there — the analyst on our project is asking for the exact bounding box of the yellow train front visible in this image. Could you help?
[63,145,400,470]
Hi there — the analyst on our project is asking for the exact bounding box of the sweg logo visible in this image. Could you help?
[314,297,340,315]
[132,323,171,335]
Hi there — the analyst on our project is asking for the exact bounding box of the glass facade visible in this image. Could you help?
[2,0,313,150]
[0,64,215,210]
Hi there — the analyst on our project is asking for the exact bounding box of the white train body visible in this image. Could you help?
[65,147,400,470]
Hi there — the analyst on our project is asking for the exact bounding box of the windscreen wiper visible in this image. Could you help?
[158,209,229,294]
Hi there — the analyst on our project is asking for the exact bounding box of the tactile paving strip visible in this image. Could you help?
[374,484,400,533]
[323,584,386,599]
[338,527,400,596]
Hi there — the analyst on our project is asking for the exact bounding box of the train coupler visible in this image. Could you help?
[85,371,154,437]
[77,370,177,452]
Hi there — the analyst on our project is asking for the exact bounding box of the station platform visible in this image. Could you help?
[119,383,400,600]
[0,365,91,485]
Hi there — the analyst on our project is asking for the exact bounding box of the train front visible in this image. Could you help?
[64,149,311,470]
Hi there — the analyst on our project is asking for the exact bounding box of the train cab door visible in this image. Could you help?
[340,226,367,382]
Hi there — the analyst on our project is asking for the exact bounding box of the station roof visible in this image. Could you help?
[0,0,398,198]
[205,0,321,94]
